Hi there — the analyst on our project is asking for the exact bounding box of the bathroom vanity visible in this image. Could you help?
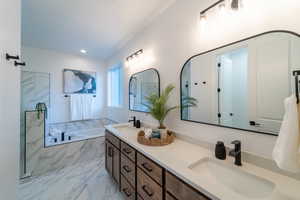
[105,128,209,200]
[105,124,300,200]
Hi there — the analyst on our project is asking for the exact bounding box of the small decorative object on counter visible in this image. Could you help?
[215,141,226,160]
[137,130,175,146]
[136,120,141,128]
[151,131,161,139]
[159,128,168,139]
[144,128,152,139]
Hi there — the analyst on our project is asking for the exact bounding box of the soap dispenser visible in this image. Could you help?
[215,141,226,160]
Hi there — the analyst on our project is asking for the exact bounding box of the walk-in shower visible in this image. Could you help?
[20,70,116,179]
[20,71,50,178]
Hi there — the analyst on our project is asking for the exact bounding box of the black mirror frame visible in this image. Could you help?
[129,68,161,113]
[180,30,300,137]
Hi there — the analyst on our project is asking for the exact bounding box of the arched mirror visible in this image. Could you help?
[180,31,300,136]
[129,68,160,112]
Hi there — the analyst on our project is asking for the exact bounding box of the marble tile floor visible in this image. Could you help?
[18,158,124,200]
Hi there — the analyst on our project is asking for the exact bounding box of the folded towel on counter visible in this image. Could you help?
[273,95,300,173]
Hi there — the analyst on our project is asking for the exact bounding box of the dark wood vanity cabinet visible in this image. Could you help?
[105,131,120,184]
[105,130,211,200]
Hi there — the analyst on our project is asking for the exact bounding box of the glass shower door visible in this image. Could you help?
[20,71,50,178]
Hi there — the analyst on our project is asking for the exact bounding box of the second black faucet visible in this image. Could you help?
[229,140,242,166]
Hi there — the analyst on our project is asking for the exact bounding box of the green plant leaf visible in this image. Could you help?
[144,84,197,128]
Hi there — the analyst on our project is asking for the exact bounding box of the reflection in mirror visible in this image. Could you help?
[129,69,160,112]
[181,31,300,135]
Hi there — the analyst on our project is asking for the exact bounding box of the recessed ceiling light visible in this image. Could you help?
[80,49,87,54]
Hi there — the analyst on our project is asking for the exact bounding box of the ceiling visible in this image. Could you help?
[22,0,175,60]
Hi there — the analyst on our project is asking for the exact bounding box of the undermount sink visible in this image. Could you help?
[189,157,275,199]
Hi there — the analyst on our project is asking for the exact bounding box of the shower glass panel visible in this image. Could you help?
[20,71,50,178]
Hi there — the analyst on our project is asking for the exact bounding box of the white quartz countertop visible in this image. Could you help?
[105,123,300,200]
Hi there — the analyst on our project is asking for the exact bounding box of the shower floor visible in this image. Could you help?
[45,118,116,147]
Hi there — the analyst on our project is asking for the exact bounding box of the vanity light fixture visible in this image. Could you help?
[126,49,143,63]
[199,0,244,24]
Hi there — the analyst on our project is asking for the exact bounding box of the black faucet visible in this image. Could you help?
[229,140,242,166]
[128,116,136,127]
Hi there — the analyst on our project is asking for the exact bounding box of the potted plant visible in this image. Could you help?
[144,84,197,131]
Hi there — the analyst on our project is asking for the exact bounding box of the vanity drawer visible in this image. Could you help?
[121,154,136,187]
[121,142,136,162]
[137,153,163,185]
[166,172,211,200]
[166,192,177,200]
[121,175,135,200]
[105,130,120,149]
[137,168,162,200]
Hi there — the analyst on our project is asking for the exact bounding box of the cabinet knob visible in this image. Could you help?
[122,188,132,197]
[122,165,132,173]
[142,163,153,172]
[108,147,114,157]
[142,185,154,197]
[123,148,132,154]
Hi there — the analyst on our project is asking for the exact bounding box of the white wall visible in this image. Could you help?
[0,0,20,199]
[105,0,300,159]
[22,47,106,123]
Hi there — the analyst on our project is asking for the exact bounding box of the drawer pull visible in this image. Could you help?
[122,165,132,173]
[123,148,132,154]
[123,188,132,197]
[142,185,154,197]
[142,163,153,172]
[108,147,114,157]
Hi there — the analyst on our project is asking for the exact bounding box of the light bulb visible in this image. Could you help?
[219,2,226,14]
[199,13,207,27]
[80,49,87,54]
[230,0,243,11]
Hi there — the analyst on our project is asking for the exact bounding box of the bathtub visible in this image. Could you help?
[45,119,115,147]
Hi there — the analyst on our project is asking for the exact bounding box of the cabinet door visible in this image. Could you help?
[106,141,113,177]
[112,145,120,184]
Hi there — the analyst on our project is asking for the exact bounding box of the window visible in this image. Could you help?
[107,65,123,107]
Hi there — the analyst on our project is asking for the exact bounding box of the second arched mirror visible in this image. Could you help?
[129,68,160,113]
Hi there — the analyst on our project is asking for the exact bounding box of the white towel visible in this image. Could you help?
[82,95,94,120]
[273,95,300,173]
[70,94,83,121]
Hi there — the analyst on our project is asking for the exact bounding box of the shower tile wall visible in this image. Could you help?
[20,71,50,178]
[25,111,45,177]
